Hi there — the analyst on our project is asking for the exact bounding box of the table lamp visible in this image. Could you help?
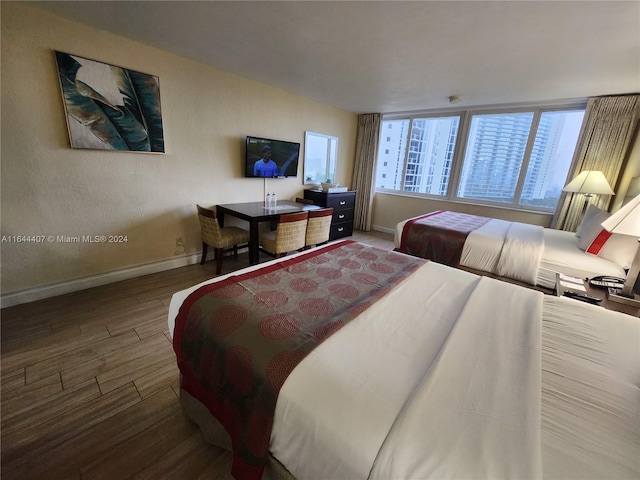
[563,170,615,214]
[601,194,640,307]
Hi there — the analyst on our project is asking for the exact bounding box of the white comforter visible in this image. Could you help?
[395,216,544,285]
[270,261,542,480]
[464,219,544,284]
[369,268,543,479]
[395,216,627,288]
[169,248,639,480]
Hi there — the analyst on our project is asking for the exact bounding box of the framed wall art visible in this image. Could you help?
[54,51,165,153]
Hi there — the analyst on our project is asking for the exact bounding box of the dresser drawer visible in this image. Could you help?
[330,221,353,240]
[324,193,355,210]
[333,209,353,224]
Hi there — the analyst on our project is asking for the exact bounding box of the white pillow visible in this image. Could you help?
[577,210,610,250]
[596,234,638,269]
[577,209,638,268]
[575,204,604,239]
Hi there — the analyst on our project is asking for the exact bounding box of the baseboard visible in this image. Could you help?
[371,225,395,235]
[1,253,202,309]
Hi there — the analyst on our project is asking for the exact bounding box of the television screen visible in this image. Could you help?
[245,136,300,178]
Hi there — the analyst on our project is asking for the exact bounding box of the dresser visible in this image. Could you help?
[303,190,356,240]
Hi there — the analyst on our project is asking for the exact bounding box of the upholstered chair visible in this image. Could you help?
[196,205,250,275]
[304,207,334,249]
[259,211,309,258]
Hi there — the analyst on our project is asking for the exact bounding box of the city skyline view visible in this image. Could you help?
[375,108,585,209]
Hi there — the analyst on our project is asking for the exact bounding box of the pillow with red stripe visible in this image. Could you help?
[577,210,638,268]
[590,233,638,269]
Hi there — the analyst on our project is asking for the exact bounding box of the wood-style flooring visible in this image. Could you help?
[0,231,395,480]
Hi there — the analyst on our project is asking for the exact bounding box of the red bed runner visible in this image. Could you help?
[399,210,491,266]
[173,240,425,480]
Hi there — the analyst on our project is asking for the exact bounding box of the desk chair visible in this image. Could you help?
[305,207,333,249]
[259,211,309,259]
[196,205,250,275]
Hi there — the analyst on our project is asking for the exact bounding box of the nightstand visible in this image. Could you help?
[556,273,640,316]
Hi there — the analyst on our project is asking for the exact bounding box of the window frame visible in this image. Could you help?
[376,99,587,213]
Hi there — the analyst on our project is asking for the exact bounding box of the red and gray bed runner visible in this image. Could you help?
[399,210,491,266]
[173,240,425,480]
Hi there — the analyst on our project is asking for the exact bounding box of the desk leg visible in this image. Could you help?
[217,208,225,227]
[249,221,260,265]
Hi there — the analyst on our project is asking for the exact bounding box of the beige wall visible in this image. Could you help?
[0,3,357,299]
[372,195,553,234]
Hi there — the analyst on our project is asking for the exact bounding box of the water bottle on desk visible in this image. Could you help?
[265,193,272,207]
[272,193,277,206]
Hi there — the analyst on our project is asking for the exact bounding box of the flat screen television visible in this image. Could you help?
[245,136,300,178]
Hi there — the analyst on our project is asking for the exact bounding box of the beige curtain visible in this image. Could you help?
[352,113,381,231]
[552,95,640,231]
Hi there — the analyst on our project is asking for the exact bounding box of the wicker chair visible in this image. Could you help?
[196,205,249,275]
[304,207,333,249]
[259,211,309,259]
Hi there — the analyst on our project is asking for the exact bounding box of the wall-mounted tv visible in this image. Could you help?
[245,136,300,178]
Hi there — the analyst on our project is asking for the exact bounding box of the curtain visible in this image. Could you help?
[551,95,640,231]
[352,113,381,231]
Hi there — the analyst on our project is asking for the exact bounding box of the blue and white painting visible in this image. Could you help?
[55,51,165,153]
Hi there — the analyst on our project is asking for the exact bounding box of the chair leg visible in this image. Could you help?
[216,248,224,275]
[233,245,238,258]
[200,242,208,265]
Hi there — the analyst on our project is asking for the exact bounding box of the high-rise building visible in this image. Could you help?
[375,120,409,190]
[458,114,533,202]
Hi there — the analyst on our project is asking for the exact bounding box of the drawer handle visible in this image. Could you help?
[338,214,345,219]
[337,227,344,232]
[339,201,347,205]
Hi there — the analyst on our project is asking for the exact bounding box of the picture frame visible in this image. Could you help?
[54,51,165,153]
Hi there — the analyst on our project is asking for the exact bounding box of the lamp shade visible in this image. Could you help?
[601,194,640,236]
[563,171,615,195]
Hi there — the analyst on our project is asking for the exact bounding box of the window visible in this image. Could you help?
[375,104,585,212]
[376,119,409,190]
[458,112,533,204]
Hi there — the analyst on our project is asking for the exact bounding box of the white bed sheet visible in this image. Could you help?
[169,247,639,479]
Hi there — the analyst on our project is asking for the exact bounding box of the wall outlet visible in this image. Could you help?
[174,236,186,255]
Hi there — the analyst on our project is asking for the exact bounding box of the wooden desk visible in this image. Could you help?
[217,201,319,266]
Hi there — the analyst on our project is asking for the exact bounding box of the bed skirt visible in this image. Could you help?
[179,388,297,480]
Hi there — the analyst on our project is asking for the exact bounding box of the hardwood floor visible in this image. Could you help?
[0,231,394,480]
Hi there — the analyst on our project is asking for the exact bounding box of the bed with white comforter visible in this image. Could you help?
[395,214,628,289]
[169,242,639,480]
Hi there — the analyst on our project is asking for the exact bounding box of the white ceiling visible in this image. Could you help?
[27,1,640,113]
